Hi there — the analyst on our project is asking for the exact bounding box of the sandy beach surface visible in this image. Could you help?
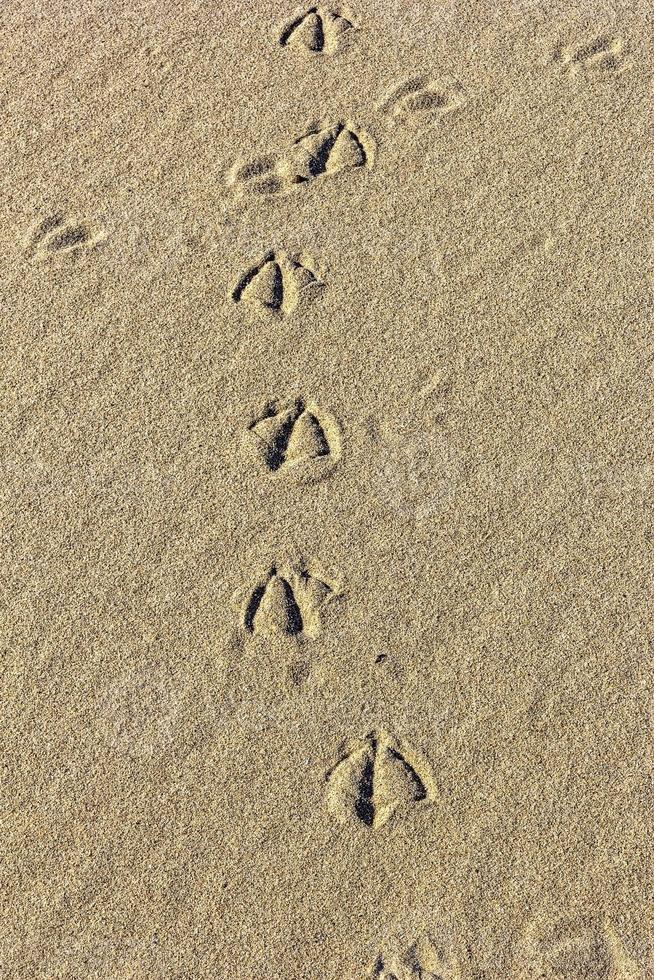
[1,0,652,976]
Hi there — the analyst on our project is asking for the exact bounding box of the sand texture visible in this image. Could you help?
[1,0,653,976]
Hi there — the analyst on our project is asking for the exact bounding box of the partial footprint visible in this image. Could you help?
[515,914,642,979]
[228,121,374,199]
[371,933,467,979]
[227,155,287,198]
[326,729,435,830]
[244,397,341,483]
[138,41,174,80]
[231,251,323,316]
[378,75,467,128]
[552,35,627,75]
[279,5,355,54]
[240,561,342,640]
[24,213,106,263]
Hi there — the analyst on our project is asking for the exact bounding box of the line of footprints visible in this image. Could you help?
[237,14,638,972]
[231,12,628,840]
[229,9,458,842]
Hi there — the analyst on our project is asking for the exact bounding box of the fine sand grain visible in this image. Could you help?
[1,0,653,976]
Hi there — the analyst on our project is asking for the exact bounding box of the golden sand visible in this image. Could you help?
[1,0,652,976]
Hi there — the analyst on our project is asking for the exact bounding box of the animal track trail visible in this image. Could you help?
[378,75,467,129]
[279,5,355,54]
[227,121,374,199]
[24,214,106,263]
[244,398,341,483]
[231,251,323,316]
[325,730,434,830]
[552,35,627,75]
[240,561,341,640]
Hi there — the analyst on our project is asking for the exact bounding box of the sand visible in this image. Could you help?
[1,0,652,976]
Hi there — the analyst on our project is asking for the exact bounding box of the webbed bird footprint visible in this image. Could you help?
[24,213,106,263]
[228,121,374,198]
[326,730,435,830]
[240,562,342,639]
[378,75,467,128]
[244,398,341,483]
[552,35,627,75]
[288,120,372,181]
[279,5,355,55]
[231,251,323,315]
